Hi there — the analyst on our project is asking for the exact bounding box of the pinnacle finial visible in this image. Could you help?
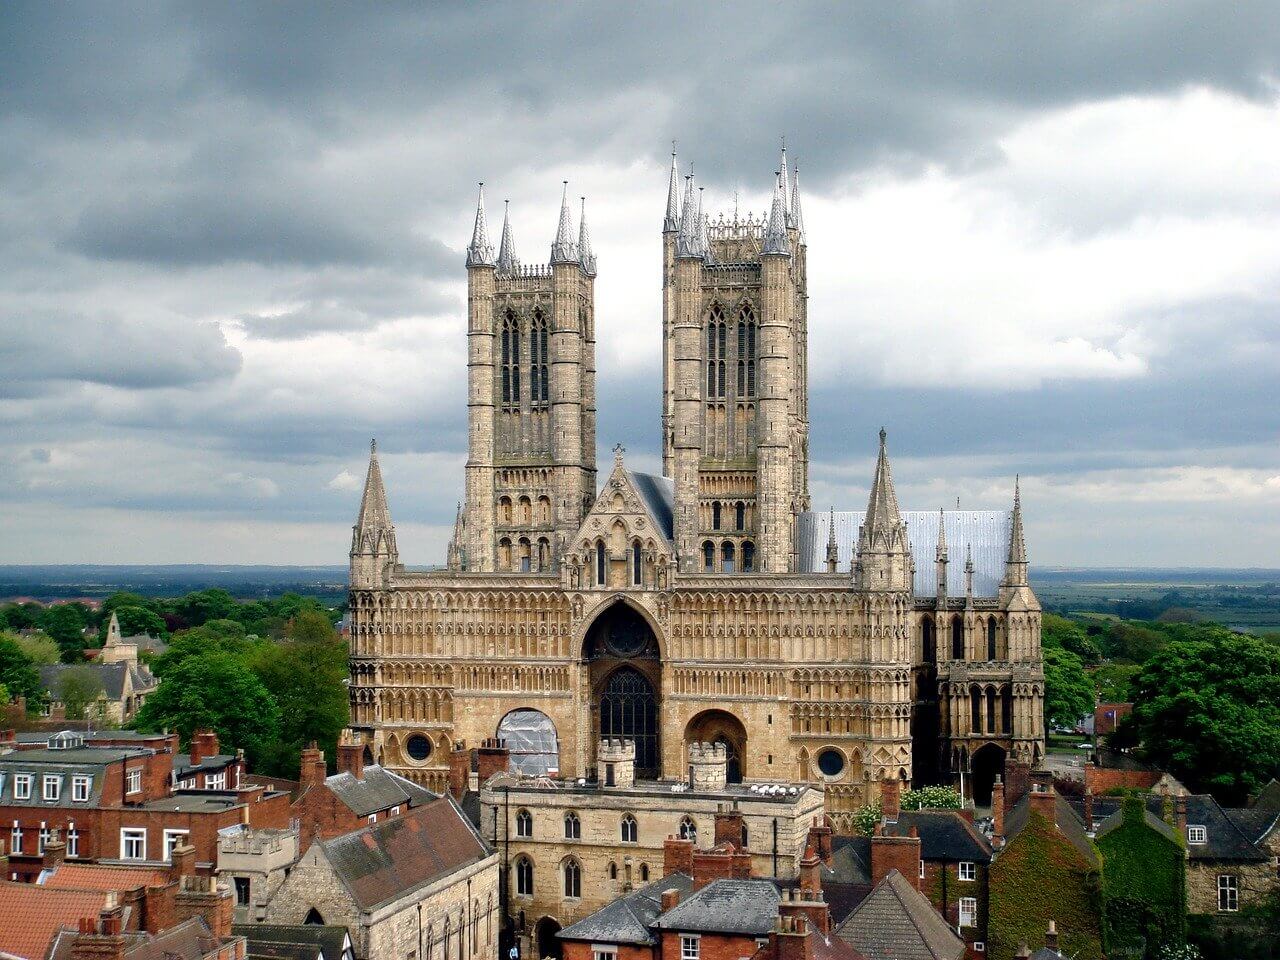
[579,196,596,276]
[790,162,805,240]
[697,186,712,262]
[371,438,377,455]
[1007,475,1028,573]
[762,171,791,256]
[614,442,625,465]
[497,199,519,273]
[779,141,792,225]
[551,181,577,264]
[664,147,681,232]
[466,183,495,267]
[676,173,703,259]
[936,506,948,559]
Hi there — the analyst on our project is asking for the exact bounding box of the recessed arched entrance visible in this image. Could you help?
[584,601,662,778]
[534,917,562,960]
[970,742,1007,808]
[685,709,748,783]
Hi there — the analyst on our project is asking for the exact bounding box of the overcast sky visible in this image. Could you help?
[2,3,1279,568]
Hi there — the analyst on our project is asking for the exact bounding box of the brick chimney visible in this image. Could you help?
[448,741,472,800]
[1005,758,1032,806]
[870,825,921,890]
[991,775,1005,849]
[691,845,751,889]
[189,729,219,766]
[1044,920,1059,953]
[477,738,510,785]
[1174,796,1188,837]
[175,875,234,940]
[337,739,365,780]
[660,888,682,912]
[713,806,746,849]
[1082,789,1094,834]
[805,815,833,867]
[772,912,812,960]
[1028,770,1057,826]
[881,775,902,824]
[299,742,327,791]
[142,882,176,935]
[42,829,66,869]
[780,884,830,935]
[798,842,822,897]
[169,841,196,881]
[664,836,694,877]
[70,906,128,960]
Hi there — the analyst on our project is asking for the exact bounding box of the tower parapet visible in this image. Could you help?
[688,741,729,791]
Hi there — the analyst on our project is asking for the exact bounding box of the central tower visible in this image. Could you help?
[459,184,598,573]
[662,149,810,574]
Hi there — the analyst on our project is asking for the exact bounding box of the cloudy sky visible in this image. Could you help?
[2,3,1279,567]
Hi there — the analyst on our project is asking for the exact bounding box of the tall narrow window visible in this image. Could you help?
[596,541,607,586]
[501,311,521,409]
[721,541,736,574]
[970,687,982,733]
[702,541,714,572]
[987,619,998,660]
[735,502,745,530]
[563,859,581,898]
[742,541,754,573]
[706,306,726,399]
[530,311,549,405]
[632,541,643,586]
[738,304,757,397]
[712,502,721,530]
[952,616,965,660]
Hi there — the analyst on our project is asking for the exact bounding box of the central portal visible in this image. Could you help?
[584,602,661,778]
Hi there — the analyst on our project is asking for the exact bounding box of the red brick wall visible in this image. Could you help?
[1083,764,1160,794]
[921,861,988,950]
[1094,703,1132,737]
[564,942,654,960]
[660,931,761,960]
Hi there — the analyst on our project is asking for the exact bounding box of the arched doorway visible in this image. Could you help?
[970,743,1006,808]
[684,709,748,783]
[585,602,661,777]
[304,907,325,925]
[535,917,562,960]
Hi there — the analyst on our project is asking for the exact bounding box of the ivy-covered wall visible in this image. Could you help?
[1096,796,1187,957]
[988,809,1105,960]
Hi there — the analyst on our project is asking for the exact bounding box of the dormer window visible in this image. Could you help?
[42,775,61,801]
[1188,825,1207,844]
[14,774,33,800]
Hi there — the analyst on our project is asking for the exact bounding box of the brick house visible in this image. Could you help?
[0,730,290,881]
[833,870,966,960]
[262,796,499,960]
[1092,703,1131,738]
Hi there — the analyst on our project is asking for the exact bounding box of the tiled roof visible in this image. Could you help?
[1223,807,1280,847]
[233,923,352,960]
[323,765,436,818]
[1004,794,1100,868]
[560,874,695,945]
[889,812,993,863]
[39,863,172,891]
[320,796,491,911]
[0,881,110,960]
[173,754,238,778]
[47,916,226,960]
[834,870,966,960]
[627,471,675,540]
[655,877,781,936]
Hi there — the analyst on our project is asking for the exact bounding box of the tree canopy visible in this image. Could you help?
[1043,646,1095,730]
[0,634,44,708]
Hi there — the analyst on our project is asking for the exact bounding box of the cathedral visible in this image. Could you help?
[344,149,1045,823]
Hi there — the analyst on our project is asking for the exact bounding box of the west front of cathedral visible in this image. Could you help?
[344,150,1045,825]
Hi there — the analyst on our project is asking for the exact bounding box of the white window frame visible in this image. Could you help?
[391,805,401,816]
[10,821,22,854]
[38,822,51,853]
[206,771,226,790]
[367,813,378,824]
[959,896,978,928]
[163,828,189,862]
[919,860,926,879]
[67,822,79,858]
[974,943,986,954]
[42,775,61,801]
[593,947,618,960]
[1218,874,1239,912]
[72,775,91,802]
[120,827,147,861]
[1187,825,1207,845]
[958,861,976,882]
[125,767,142,795]
[681,936,701,960]
[14,774,33,800]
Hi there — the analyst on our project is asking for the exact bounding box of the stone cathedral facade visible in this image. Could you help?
[345,151,1045,825]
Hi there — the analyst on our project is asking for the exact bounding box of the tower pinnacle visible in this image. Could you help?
[664,148,681,232]
[676,175,702,259]
[579,197,596,276]
[551,181,577,264]
[854,429,911,592]
[497,200,519,273]
[790,163,805,241]
[779,141,792,226]
[465,183,495,267]
[762,172,791,256]
[1003,476,1029,587]
[826,506,840,573]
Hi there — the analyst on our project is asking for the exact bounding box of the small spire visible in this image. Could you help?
[106,610,121,646]
[551,181,577,264]
[579,197,596,276]
[664,147,681,232]
[790,163,805,241]
[697,187,713,262]
[356,439,392,531]
[779,140,793,226]
[864,428,901,530]
[466,183,495,267]
[676,174,703,259]
[1003,475,1029,587]
[497,200,519,273]
[762,171,791,256]
[825,507,840,572]
[936,507,948,561]
[965,544,975,603]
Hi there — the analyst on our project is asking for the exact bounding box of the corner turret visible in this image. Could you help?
[465,184,495,268]
[853,429,912,593]
[350,440,398,590]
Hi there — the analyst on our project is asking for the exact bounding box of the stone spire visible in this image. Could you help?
[551,181,577,264]
[664,148,681,232]
[578,197,596,276]
[935,507,949,603]
[351,439,398,588]
[1004,476,1028,587]
[447,501,467,571]
[105,610,122,647]
[825,507,840,573]
[676,175,702,259]
[790,163,805,241]
[964,543,975,605]
[465,183,495,267]
[854,429,912,592]
[697,187,713,263]
[496,200,519,273]
[779,142,792,226]
[762,171,791,256]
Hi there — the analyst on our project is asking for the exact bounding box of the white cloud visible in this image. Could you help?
[327,469,361,492]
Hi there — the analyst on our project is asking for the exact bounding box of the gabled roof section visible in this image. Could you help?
[891,811,994,863]
[574,453,675,545]
[0,881,111,960]
[1004,794,1100,868]
[559,875,695,946]
[654,877,781,936]
[628,470,675,541]
[233,923,353,960]
[323,765,436,818]
[834,870,966,960]
[39,863,171,892]
[318,796,491,912]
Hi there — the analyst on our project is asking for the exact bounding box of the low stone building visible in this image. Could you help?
[262,796,499,960]
[479,739,823,943]
[216,823,300,922]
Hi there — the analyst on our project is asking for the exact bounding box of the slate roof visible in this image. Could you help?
[173,754,238,778]
[824,836,873,924]
[834,870,966,960]
[1252,778,1280,811]
[654,877,781,936]
[1094,805,1180,844]
[627,470,675,541]
[0,748,148,807]
[796,510,1011,597]
[47,916,226,960]
[322,764,436,818]
[39,863,171,891]
[560,874,695,946]
[1004,794,1100,868]
[0,880,111,960]
[319,796,491,911]
[889,812,994,863]
[233,923,353,960]
[1223,807,1280,846]
[38,661,157,702]
[1176,795,1270,861]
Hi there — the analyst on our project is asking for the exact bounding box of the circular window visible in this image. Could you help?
[406,734,433,762]
[816,749,845,777]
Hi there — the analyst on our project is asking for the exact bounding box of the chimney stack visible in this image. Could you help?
[1028,770,1056,825]
[806,815,834,866]
[991,775,1005,848]
[881,775,902,823]
[449,741,472,800]
[299,742,327,791]
[713,805,746,850]
[477,738,511,785]
[664,836,695,877]
[337,738,365,780]
[189,729,219,766]
[772,913,813,960]
[1083,789,1094,834]
[1175,795,1188,837]
[660,888,682,912]
[175,875,234,940]
[42,829,66,870]
[870,825,921,890]
[1045,920,1059,953]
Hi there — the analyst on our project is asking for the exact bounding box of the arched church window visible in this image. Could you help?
[498,538,512,572]
[563,858,581,898]
[498,497,512,523]
[304,908,325,925]
[702,541,714,572]
[970,686,982,733]
[620,814,638,843]
[987,618,998,661]
[952,616,965,660]
[608,861,618,880]
[515,809,532,837]
[518,538,531,573]
[738,304,757,397]
[529,310,549,405]
[735,502,745,530]
[499,709,560,776]
[679,816,697,843]
[500,311,520,409]
[639,863,649,882]
[741,541,755,573]
[564,812,581,839]
[922,617,936,662]
[538,538,551,571]
[596,541,606,586]
[986,687,997,733]
[721,541,736,574]
[712,502,721,530]
[706,306,726,399]
[515,856,534,895]
[632,541,643,586]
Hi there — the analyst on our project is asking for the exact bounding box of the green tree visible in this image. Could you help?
[134,652,281,767]
[1093,662,1140,703]
[109,605,168,641]
[250,610,349,777]
[39,604,90,661]
[0,634,44,708]
[1044,647,1095,731]
[57,666,105,721]
[1130,634,1280,804]
[1043,613,1103,664]
[151,620,257,676]
[10,631,60,665]
[174,589,240,628]
[0,602,42,631]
